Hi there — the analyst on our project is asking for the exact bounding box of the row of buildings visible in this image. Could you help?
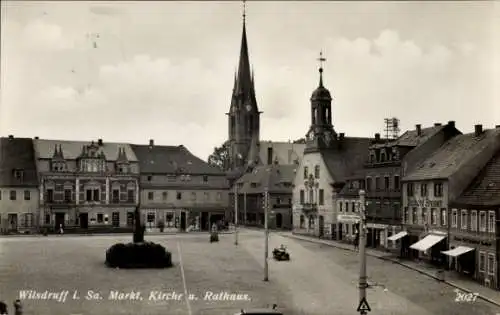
[0,137,230,233]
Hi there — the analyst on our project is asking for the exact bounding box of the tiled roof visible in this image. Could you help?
[451,150,500,208]
[33,139,138,161]
[321,137,372,183]
[403,129,500,181]
[131,144,225,175]
[393,125,445,147]
[235,164,297,194]
[0,137,38,187]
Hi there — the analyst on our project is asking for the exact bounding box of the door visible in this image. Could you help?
[79,213,88,229]
[55,213,65,230]
[201,212,209,231]
[112,212,120,227]
[338,223,343,241]
[276,213,283,229]
[318,215,324,237]
[8,214,18,231]
[180,211,186,231]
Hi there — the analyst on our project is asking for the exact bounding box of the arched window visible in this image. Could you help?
[314,165,320,179]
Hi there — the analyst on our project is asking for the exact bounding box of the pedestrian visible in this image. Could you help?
[59,224,64,235]
[0,300,7,315]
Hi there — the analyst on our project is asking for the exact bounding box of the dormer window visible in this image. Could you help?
[380,150,386,162]
[13,169,24,180]
[369,150,376,163]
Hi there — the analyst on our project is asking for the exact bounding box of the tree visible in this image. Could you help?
[208,141,230,170]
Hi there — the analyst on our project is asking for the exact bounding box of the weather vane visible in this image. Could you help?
[243,0,246,22]
[317,51,326,69]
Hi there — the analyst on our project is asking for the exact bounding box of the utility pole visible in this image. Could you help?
[264,187,269,281]
[234,184,239,246]
[358,189,368,314]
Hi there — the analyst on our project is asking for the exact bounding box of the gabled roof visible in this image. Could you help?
[131,144,225,175]
[236,164,297,194]
[33,139,138,161]
[403,128,500,181]
[450,149,500,208]
[321,137,372,183]
[0,137,38,187]
[392,125,445,147]
[259,141,305,165]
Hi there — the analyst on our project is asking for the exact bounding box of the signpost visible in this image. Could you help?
[358,190,371,314]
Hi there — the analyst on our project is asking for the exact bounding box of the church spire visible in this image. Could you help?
[235,0,253,98]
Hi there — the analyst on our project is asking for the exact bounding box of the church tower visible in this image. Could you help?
[305,52,337,153]
[227,2,260,170]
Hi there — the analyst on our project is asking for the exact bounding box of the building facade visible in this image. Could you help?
[0,136,39,233]
[232,163,296,229]
[292,63,371,238]
[34,139,140,231]
[336,173,365,243]
[402,126,500,267]
[448,149,500,290]
[132,141,229,232]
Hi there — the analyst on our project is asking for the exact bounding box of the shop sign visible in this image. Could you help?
[367,223,387,229]
[408,198,443,208]
[337,214,360,223]
[453,236,492,247]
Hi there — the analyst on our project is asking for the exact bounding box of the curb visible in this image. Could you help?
[282,233,500,308]
[0,231,235,238]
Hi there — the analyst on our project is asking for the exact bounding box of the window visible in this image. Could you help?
[148,192,154,200]
[318,189,324,205]
[461,210,468,230]
[64,189,72,202]
[147,175,152,181]
[441,208,447,227]
[191,192,196,201]
[314,165,320,179]
[300,215,305,228]
[471,211,477,231]
[479,252,486,272]
[303,166,308,179]
[451,209,457,227]
[112,190,119,202]
[404,207,409,224]
[13,169,24,180]
[352,202,357,213]
[488,211,495,233]
[24,190,30,201]
[431,208,437,225]
[97,213,104,223]
[394,175,400,190]
[9,190,16,201]
[488,253,495,275]
[203,175,208,183]
[422,208,428,225]
[407,183,414,196]
[412,208,417,224]
[93,189,99,201]
[112,212,120,227]
[45,214,50,224]
[204,192,209,200]
[127,190,134,203]
[126,212,134,227]
[479,211,486,232]
[162,191,168,201]
[384,176,390,190]
[375,177,380,190]
[176,192,182,200]
[420,184,428,197]
[434,183,443,197]
[339,202,343,213]
[216,192,222,201]
[380,150,386,162]
[147,212,155,223]
[299,190,305,204]
[47,189,54,202]
[366,178,372,192]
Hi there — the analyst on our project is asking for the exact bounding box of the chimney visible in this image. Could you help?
[416,124,422,136]
[474,124,483,136]
[8,135,13,139]
[448,121,455,128]
[339,133,345,140]
[34,136,39,140]
[375,133,380,141]
[98,139,103,146]
[434,123,442,127]
[149,139,154,146]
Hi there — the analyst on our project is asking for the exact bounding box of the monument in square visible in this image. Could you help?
[105,206,172,269]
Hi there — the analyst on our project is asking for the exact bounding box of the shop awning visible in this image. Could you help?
[410,234,446,252]
[441,246,475,257]
[387,231,408,241]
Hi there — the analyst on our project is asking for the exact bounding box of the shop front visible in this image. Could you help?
[366,223,389,249]
[444,234,497,289]
[410,230,448,267]
[337,214,360,244]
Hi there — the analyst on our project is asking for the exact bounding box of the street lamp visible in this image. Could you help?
[234,184,239,246]
[263,187,269,281]
[358,190,368,314]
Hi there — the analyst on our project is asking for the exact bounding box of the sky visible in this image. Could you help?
[1,1,499,160]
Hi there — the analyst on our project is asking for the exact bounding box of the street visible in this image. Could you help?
[0,230,499,315]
